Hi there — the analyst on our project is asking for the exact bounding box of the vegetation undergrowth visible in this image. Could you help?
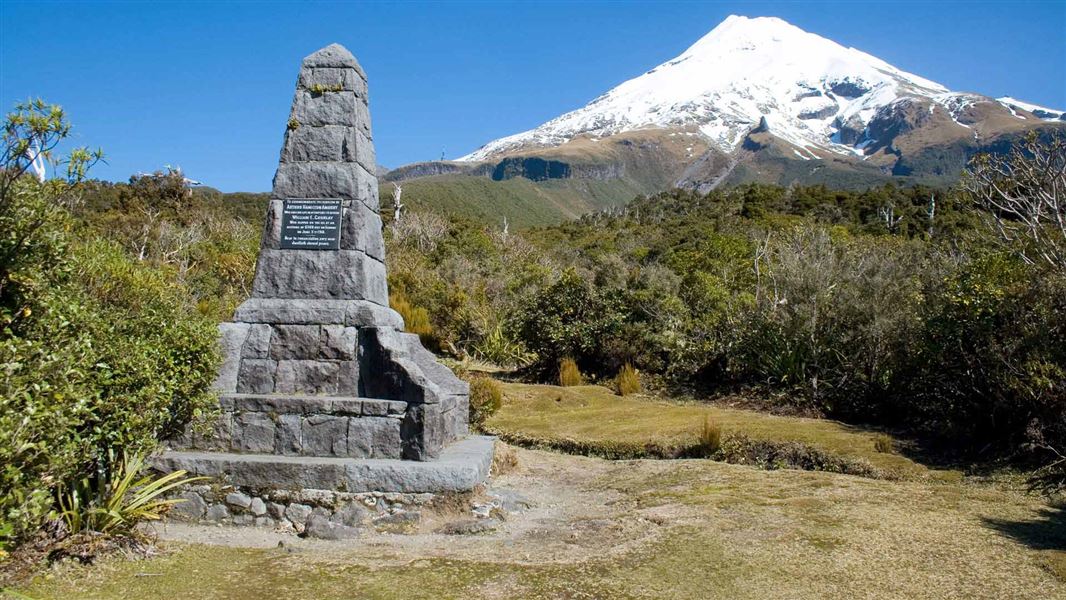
[1,101,218,557]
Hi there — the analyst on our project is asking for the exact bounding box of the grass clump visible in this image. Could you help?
[874,434,895,454]
[468,376,503,429]
[616,363,641,396]
[559,358,584,387]
[390,293,434,340]
[697,417,722,457]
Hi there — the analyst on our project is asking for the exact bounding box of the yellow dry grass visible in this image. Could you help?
[488,382,947,479]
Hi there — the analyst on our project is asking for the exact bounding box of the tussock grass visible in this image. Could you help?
[615,363,640,396]
[558,358,583,387]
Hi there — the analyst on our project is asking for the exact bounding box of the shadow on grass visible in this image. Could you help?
[983,503,1066,551]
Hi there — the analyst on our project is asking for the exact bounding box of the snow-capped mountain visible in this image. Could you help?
[458,15,1063,162]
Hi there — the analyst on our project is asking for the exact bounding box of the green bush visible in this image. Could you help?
[902,255,1066,452]
[514,268,625,378]
[0,102,219,550]
[468,376,503,428]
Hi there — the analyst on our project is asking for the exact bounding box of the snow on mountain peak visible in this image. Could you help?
[458,16,1054,161]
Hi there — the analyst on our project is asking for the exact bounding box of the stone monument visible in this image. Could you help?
[157,44,492,503]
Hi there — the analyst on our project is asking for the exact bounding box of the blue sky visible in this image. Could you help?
[2,1,1064,192]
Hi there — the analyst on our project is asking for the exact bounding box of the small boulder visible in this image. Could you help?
[249,497,267,516]
[302,515,361,540]
[225,492,253,510]
[169,492,207,521]
[285,503,313,525]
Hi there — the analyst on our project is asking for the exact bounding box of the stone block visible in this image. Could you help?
[249,249,387,303]
[275,360,340,395]
[344,127,376,172]
[348,416,401,459]
[250,497,267,516]
[153,436,496,493]
[234,298,348,325]
[320,325,357,360]
[345,302,404,328]
[276,414,303,455]
[214,323,250,393]
[301,44,366,77]
[298,66,367,98]
[241,324,273,359]
[281,124,348,163]
[303,415,348,457]
[402,404,442,461]
[272,161,370,201]
[339,200,384,257]
[337,360,359,395]
[259,199,285,250]
[236,359,277,394]
[235,412,277,453]
[290,90,362,128]
[270,324,321,360]
[267,502,286,519]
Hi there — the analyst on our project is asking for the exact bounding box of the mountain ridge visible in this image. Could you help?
[457,15,1063,163]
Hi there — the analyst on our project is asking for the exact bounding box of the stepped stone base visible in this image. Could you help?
[155,435,495,494]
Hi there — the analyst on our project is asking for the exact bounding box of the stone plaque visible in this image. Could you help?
[280,199,342,250]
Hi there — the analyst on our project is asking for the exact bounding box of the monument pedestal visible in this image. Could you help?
[155,44,491,519]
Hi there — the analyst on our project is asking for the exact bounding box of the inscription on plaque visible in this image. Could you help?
[280,199,342,250]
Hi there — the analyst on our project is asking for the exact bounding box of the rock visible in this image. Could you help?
[225,492,253,510]
[285,503,313,525]
[373,511,420,529]
[489,489,534,512]
[205,504,230,522]
[249,497,267,516]
[169,491,207,521]
[331,502,369,527]
[303,515,361,540]
[267,502,287,520]
[255,517,274,528]
[233,514,254,526]
[437,519,497,535]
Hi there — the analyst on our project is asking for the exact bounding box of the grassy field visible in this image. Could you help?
[487,382,942,479]
[12,383,1065,599]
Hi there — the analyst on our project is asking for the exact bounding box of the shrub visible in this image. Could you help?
[696,416,722,457]
[468,375,503,428]
[902,255,1066,452]
[616,363,641,396]
[0,101,218,550]
[559,358,584,387]
[514,268,626,379]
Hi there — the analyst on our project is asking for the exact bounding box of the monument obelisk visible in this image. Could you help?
[159,45,489,501]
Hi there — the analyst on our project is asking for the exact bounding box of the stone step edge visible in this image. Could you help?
[153,435,496,494]
[220,393,406,417]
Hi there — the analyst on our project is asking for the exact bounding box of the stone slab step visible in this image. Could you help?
[154,435,496,494]
[220,393,406,417]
